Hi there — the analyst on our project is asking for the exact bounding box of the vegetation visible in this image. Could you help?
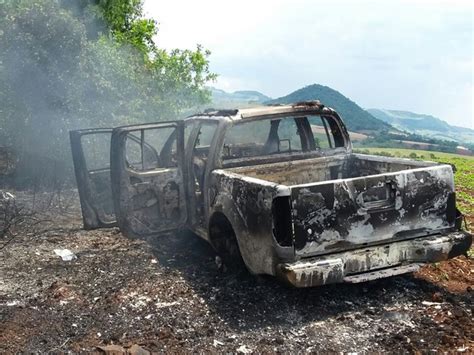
[266,84,391,133]
[0,0,216,186]
[354,131,468,153]
[354,148,474,220]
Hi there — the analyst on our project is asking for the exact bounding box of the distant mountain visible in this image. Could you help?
[266,84,391,133]
[210,87,271,107]
[367,109,474,144]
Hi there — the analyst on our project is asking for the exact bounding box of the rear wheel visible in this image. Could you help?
[209,213,245,271]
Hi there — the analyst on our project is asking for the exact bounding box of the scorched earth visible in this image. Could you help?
[0,190,472,353]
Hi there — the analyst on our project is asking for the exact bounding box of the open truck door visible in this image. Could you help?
[70,129,116,229]
[110,122,187,237]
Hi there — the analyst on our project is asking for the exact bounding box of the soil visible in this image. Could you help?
[1,190,473,353]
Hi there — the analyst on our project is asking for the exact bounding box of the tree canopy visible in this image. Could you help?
[0,0,216,185]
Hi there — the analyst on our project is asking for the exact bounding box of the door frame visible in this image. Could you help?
[184,118,227,229]
[69,128,117,229]
[110,121,188,237]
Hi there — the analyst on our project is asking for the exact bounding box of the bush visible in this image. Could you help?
[377,151,394,157]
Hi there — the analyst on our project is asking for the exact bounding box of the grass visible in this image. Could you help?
[353,147,474,224]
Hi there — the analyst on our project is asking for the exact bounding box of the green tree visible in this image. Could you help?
[94,0,156,52]
[0,0,216,186]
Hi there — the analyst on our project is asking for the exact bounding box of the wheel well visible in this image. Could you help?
[208,212,244,267]
[209,212,234,252]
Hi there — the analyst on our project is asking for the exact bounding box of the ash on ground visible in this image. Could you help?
[0,190,472,353]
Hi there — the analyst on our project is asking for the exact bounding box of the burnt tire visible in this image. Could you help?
[209,214,246,272]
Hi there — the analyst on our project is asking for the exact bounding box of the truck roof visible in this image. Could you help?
[189,101,336,121]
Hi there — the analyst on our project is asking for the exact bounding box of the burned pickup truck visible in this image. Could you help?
[70,101,472,287]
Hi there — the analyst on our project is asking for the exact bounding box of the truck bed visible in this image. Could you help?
[225,154,437,186]
[219,153,458,259]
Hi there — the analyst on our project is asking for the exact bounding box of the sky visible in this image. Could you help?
[143,0,473,129]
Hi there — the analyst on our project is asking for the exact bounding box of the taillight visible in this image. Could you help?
[272,196,293,247]
[446,192,456,226]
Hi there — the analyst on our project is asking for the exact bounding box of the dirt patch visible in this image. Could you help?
[414,204,473,295]
[1,190,473,352]
[415,256,473,294]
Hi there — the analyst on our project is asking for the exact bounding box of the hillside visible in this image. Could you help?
[266,84,391,133]
[367,109,474,144]
[210,87,271,108]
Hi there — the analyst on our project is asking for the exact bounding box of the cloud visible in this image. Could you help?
[144,0,473,128]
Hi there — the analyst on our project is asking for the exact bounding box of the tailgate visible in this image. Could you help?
[291,165,457,257]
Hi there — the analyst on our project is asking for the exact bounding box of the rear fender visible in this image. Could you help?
[210,193,271,275]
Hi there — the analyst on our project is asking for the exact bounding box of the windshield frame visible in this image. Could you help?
[218,112,350,168]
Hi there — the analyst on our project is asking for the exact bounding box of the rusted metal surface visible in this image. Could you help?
[109,122,187,238]
[70,102,472,287]
[290,159,456,257]
[70,129,116,230]
[276,231,472,287]
[209,169,290,274]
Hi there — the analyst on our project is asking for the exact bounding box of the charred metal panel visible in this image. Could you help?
[210,170,290,274]
[225,154,433,186]
[226,155,348,185]
[278,231,471,287]
[69,129,116,230]
[87,170,115,223]
[110,121,187,238]
[120,169,186,235]
[291,164,456,257]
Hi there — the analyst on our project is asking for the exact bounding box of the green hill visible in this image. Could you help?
[366,109,474,144]
[210,87,271,108]
[266,84,391,133]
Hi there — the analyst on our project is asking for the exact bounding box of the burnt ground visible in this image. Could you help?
[0,190,473,353]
